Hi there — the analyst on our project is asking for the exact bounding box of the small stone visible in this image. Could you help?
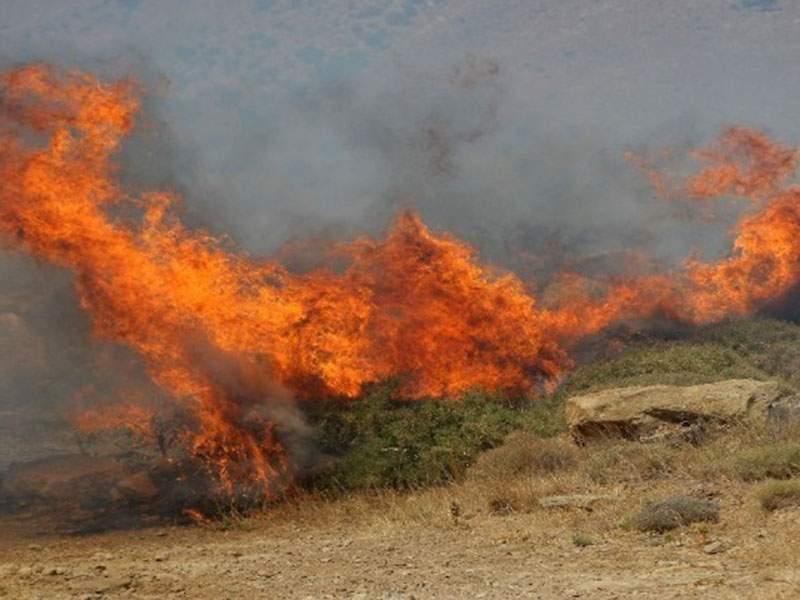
[95,576,132,593]
[27,544,43,552]
[17,566,33,578]
[538,494,613,510]
[45,566,68,576]
[703,541,724,554]
[91,552,113,561]
[154,553,168,562]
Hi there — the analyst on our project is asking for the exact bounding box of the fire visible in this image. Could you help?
[3,64,800,496]
[72,402,157,443]
[686,127,798,200]
[625,127,799,202]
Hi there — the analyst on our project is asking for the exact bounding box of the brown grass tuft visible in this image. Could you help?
[467,432,578,482]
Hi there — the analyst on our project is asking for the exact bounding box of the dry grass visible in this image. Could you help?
[757,480,800,511]
[467,432,578,481]
[241,418,800,575]
[728,442,800,481]
[582,440,679,484]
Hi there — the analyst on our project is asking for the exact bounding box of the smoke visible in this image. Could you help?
[184,337,312,475]
[161,51,746,290]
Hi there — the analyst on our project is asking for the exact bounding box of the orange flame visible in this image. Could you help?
[3,65,800,494]
[687,127,798,200]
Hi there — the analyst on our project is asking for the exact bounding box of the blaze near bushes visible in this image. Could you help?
[2,64,800,495]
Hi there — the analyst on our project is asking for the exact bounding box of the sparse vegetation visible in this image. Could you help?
[565,317,800,396]
[582,441,678,484]
[729,442,800,481]
[466,432,577,482]
[565,341,764,395]
[572,532,595,547]
[628,496,720,532]
[757,479,800,511]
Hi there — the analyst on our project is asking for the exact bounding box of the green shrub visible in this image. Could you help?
[757,479,800,511]
[629,496,719,532]
[562,317,800,397]
[700,318,800,389]
[572,533,595,547]
[303,382,554,491]
[566,341,763,395]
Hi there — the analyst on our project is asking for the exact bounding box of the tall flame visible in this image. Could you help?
[3,65,800,493]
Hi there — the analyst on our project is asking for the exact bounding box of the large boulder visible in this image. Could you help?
[566,379,784,442]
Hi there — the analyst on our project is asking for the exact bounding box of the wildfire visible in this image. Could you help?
[2,64,800,495]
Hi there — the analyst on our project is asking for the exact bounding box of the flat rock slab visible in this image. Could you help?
[566,379,782,441]
[538,494,614,510]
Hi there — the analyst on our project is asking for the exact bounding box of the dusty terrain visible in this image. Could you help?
[4,375,800,599]
[2,474,800,600]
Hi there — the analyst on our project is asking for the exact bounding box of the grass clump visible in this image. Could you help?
[629,496,719,532]
[757,480,800,511]
[583,442,677,484]
[572,533,595,547]
[729,442,800,481]
[466,432,577,482]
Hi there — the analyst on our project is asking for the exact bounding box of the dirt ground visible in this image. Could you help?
[2,482,800,600]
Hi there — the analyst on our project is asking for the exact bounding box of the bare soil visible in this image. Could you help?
[2,480,799,599]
